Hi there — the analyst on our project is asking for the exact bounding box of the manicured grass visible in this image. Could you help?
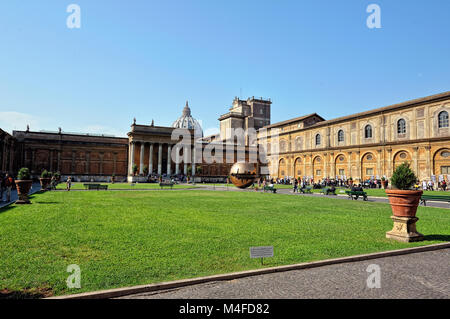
[0,190,448,297]
[55,182,197,190]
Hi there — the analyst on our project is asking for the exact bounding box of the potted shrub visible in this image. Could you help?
[111,174,115,184]
[132,164,138,176]
[143,165,149,176]
[385,162,422,217]
[16,167,33,204]
[40,170,52,191]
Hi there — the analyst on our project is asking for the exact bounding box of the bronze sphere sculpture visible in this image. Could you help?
[229,162,258,189]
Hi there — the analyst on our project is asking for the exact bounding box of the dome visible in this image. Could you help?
[172,101,203,135]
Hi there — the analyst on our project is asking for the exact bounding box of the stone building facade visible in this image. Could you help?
[258,91,450,182]
[2,91,449,183]
[12,130,129,181]
[0,128,17,174]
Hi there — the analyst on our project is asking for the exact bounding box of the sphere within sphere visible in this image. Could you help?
[229,162,257,189]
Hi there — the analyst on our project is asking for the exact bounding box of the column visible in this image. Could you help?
[129,142,135,175]
[303,155,307,179]
[57,150,61,172]
[175,145,180,175]
[183,145,188,175]
[413,147,419,177]
[377,149,382,177]
[49,150,54,172]
[329,152,335,178]
[167,144,172,175]
[158,143,162,175]
[71,151,76,174]
[139,143,145,175]
[149,143,153,174]
[323,153,328,178]
[356,151,361,181]
[99,152,104,175]
[387,148,392,178]
[113,153,117,175]
[425,146,431,179]
[31,149,36,173]
[347,152,352,178]
[9,141,14,172]
[24,148,28,168]
[191,146,196,176]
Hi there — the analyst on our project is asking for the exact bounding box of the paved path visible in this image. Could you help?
[119,248,450,299]
[0,183,41,209]
[194,185,450,209]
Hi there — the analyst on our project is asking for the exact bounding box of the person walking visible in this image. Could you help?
[442,180,447,191]
[66,176,72,191]
[422,180,427,191]
[5,173,14,202]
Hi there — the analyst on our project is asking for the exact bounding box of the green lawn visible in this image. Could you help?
[55,182,197,190]
[0,190,448,297]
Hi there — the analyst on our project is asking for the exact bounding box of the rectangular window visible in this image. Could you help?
[366,168,374,175]
[339,169,345,176]
[316,170,321,176]
[441,166,450,174]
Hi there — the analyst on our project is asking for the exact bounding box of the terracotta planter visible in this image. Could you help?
[39,178,51,191]
[15,180,33,204]
[385,189,423,217]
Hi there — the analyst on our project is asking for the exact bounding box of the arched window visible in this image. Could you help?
[337,130,344,142]
[438,111,449,128]
[364,125,373,138]
[315,134,321,145]
[397,119,406,134]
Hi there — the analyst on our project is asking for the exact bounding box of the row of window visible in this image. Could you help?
[313,111,449,146]
[270,111,449,150]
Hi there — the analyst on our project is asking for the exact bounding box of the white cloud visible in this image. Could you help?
[0,111,45,134]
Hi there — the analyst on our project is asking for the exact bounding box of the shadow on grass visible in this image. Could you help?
[0,288,53,299]
[423,234,450,242]
[0,204,16,215]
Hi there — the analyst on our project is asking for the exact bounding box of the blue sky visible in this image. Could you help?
[1,0,449,136]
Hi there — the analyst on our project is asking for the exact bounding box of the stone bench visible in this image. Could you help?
[159,182,174,189]
[263,185,277,193]
[345,190,368,201]
[420,195,450,206]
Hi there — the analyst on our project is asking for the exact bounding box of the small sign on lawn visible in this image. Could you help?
[250,246,274,265]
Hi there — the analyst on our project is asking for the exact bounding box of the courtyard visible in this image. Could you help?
[0,188,448,298]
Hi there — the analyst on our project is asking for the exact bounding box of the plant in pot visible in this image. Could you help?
[40,170,52,191]
[132,164,138,176]
[111,174,115,184]
[16,167,33,204]
[385,162,423,242]
[386,162,421,217]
